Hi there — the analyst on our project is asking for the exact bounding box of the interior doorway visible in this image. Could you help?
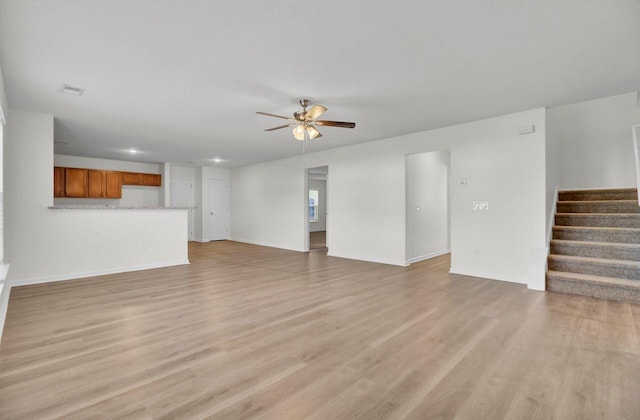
[405,151,450,264]
[170,179,195,241]
[307,166,328,252]
[209,178,230,241]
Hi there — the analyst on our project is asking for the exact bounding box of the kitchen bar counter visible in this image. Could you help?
[48,206,192,210]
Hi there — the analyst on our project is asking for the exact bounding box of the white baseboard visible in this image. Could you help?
[326,251,406,267]
[406,249,450,265]
[449,267,527,285]
[9,259,190,287]
[229,237,305,252]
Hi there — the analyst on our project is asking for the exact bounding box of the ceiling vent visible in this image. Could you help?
[60,84,85,96]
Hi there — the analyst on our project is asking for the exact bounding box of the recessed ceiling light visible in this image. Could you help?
[60,84,85,96]
[128,148,138,154]
[212,157,223,163]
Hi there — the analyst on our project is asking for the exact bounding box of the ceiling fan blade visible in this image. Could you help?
[307,125,322,139]
[256,111,294,121]
[314,120,356,129]
[305,104,327,121]
[264,124,293,131]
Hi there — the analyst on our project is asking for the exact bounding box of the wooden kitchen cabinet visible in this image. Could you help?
[122,172,142,185]
[64,168,88,197]
[88,169,106,197]
[53,167,65,197]
[123,172,161,186]
[105,171,122,198]
[142,173,161,186]
[54,167,157,198]
[88,170,123,198]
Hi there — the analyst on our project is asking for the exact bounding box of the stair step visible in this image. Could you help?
[548,254,640,280]
[546,270,640,303]
[557,200,640,214]
[555,213,640,228]
[558,188,638,202]
[550,239,640,261]
[553,226,640,244]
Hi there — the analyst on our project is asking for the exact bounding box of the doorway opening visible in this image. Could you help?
[209,178,230,241]
[307,166,328,252]
[405,151,450,264]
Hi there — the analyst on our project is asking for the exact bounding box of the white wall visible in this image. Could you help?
[231,108,546,286]
[0,65,7,124]
[448,115,546,285]
[308,179,326,232]
[406,151,449,263]
[159,163,171,207]
[546,92,640,190]
[54,154,161,207]
[170,164,196,184]
[3,109,188,286]
[0,65,7,339]
[232,159,305,251]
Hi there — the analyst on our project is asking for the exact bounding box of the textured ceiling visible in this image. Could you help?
[1,0,639,167]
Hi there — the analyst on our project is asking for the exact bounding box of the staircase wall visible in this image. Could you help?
[545,92,640,268]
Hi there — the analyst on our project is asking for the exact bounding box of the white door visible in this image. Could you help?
[170,179,194,240]
[209,179,230,241]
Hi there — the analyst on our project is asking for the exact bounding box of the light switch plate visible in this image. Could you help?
[473,201,489,211]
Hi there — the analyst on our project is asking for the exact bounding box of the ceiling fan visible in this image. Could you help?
[257,99,356,141]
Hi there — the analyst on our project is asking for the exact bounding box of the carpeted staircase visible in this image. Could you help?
[546,188,640,302]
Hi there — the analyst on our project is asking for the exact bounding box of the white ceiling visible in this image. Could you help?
[1,0,639,168]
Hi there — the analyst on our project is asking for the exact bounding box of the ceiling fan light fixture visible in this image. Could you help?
[258,100,355,141]
[307,125,321,139]
[293,125,305,141]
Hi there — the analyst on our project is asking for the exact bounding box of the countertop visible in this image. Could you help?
[48,206,192,210]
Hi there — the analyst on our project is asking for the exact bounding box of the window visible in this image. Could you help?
[309,189,318,222]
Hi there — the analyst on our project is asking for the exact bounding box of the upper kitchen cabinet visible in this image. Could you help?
[122,172,142,185]
[64,168,88,197]
[88,169,106,198]
[54,167,65,197]
[122,172,161,187]
[54,167,157,198]
[142,174,161,187]
[105,171,122,198]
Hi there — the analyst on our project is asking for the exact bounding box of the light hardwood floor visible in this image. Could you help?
[309,231,326,250]
[1,241,639,419]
